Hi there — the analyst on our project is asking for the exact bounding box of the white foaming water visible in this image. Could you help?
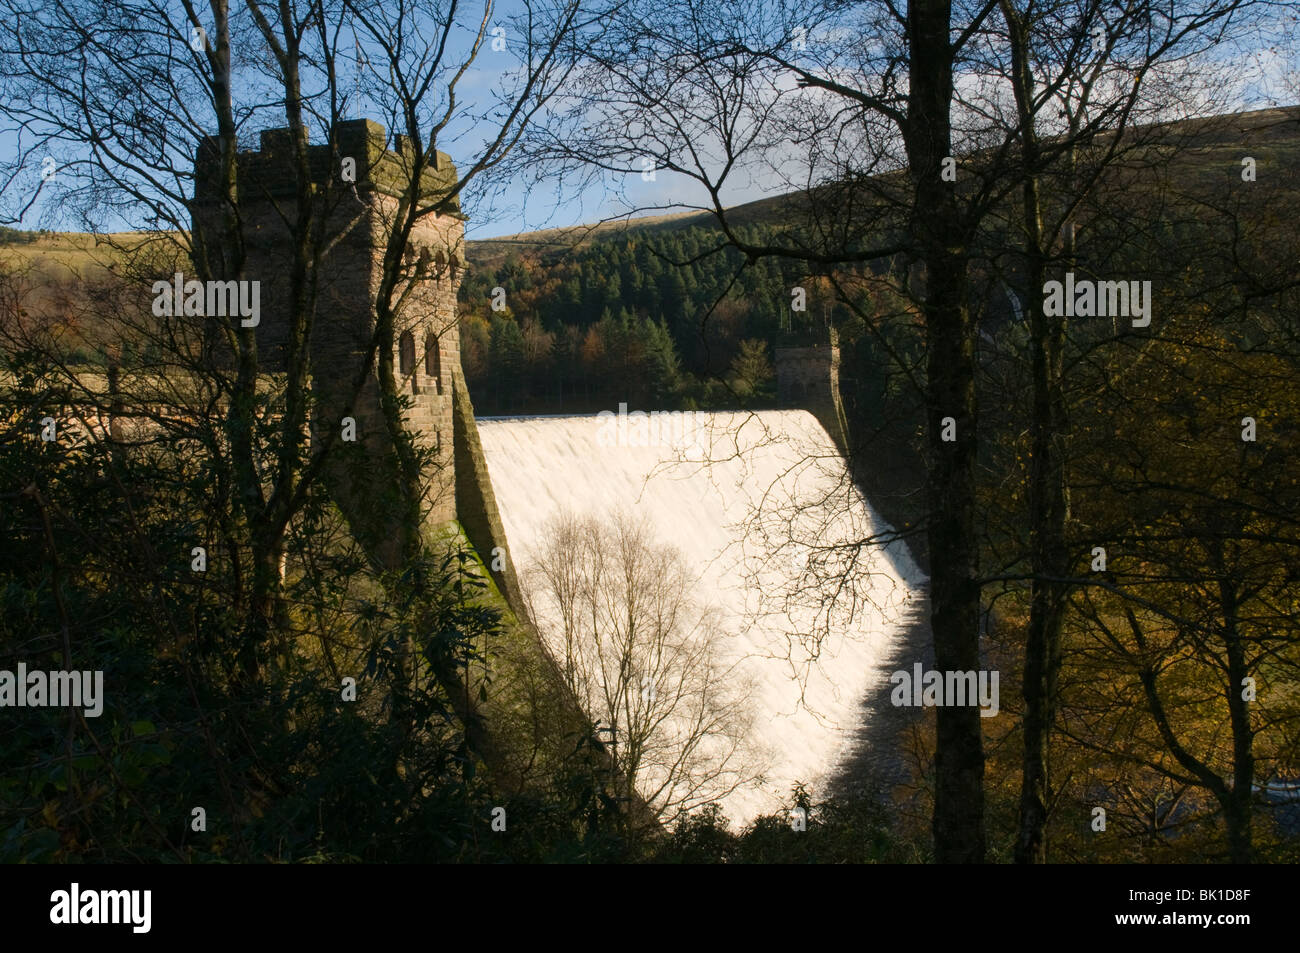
[476,410,926,826]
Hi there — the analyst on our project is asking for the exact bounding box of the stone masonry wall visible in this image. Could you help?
[192,119,470,560]
[451,364,527,614]
[775,329,850,451]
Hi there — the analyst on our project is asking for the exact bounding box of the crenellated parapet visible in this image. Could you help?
[194,118,464,213]
[191,119,469,545]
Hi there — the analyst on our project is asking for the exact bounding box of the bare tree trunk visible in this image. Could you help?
[1002,0,1069,864]
[198,0,273,683]
[1219,574,1255,863]
[909,0,985,864]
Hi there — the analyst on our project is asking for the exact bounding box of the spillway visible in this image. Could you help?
[476,409,926,826]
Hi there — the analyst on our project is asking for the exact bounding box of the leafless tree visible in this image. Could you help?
[0,0,614,770]
[519,0,1270,861]
[523,509,761,826]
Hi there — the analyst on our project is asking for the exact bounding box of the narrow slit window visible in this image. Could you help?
[399,330,416,388]
[425,332,441,394]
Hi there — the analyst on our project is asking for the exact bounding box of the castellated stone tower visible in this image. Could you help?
[192,120,519,603]
[775,325,850,451]
[187,122,657,804]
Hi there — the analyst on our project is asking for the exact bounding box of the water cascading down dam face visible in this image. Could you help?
[477,409,927,826]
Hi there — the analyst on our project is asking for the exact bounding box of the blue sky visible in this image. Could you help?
[2,0,1295,239]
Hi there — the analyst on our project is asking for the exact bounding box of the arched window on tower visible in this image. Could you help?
[399,330,416,391]
[425,332,442,395]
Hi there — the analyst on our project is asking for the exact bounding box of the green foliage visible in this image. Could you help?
[0,351,638,864]
[727,339,774,402]
[653,786,923,864]
[460,223,853,413]
[0,226,51,244]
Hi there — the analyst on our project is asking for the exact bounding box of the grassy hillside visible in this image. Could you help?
[468,106,1300,259]
[0,229,164,274]
[454,105,1300,409]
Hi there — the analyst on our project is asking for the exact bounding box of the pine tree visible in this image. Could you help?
[489,313,526,410]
